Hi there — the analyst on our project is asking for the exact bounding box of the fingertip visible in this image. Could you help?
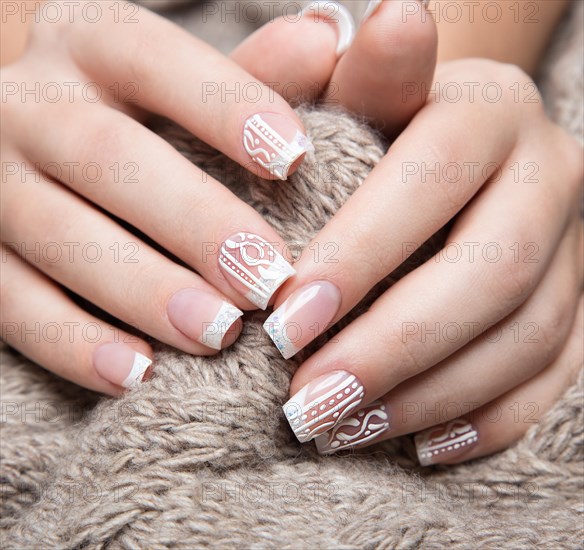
[220,316,243,349]
[330,0,437,134]
[241,111,313,180]
[93,342,154,391]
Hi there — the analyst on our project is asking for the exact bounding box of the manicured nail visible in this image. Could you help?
[243,112,313,180]
[263,280,341,359]
[415,419,479,466]
[362,0,429,25]
[361,0,382,24]
[219,232,296,310]
[282,370,365,443]
[301,0,356,55]
[315,400,390,454]
[93,343,152,389]
[167,288,243,350]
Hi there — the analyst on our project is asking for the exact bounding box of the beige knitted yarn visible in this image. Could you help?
[1,1,583,548]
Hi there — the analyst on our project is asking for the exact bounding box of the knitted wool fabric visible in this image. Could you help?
[1,1,583,548]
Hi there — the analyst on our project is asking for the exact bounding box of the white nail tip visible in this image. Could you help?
[301,1,356,56]
[315,400,390,454]
[415,419,479,466]
[121,352,152,389]
[282,371,365,443]
[361,0,382,24]
[263,312,298,360]
[201,302,243,350]
[243,114,313,180]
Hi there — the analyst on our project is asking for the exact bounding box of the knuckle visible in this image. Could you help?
[419,141,470,216]
[343,221,392,281]
[488,247,538,307]
[121,31,158,90]
[557,132,584,196]
[380,321,427,380]
[532,302,574,364]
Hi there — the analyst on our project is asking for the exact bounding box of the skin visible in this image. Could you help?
[1,0,582,462]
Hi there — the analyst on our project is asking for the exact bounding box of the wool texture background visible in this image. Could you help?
[1,1,583,548]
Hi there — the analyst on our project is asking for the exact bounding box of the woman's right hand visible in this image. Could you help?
[0,0,321,394]
[1,0,435,395]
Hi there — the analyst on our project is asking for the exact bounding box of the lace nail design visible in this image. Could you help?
[242,114,313,180]
[219,232,295,309]
[283,371,365,443]
[315,400,389,454]
[121,352,152,389]
[415,419,479,466]
[200,302,243,350]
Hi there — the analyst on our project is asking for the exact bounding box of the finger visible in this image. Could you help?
[313,216,582,453]
[35,1,311,180]
[278,117,581,444]
[413,292,583,466]
[231,1,355,104]
[1,159,244,354]
[264,62,532,360]
[0,246,153,395]
[327,0,437,135]
[7,101,296,310]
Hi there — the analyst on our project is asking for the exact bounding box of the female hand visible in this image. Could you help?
[267,50,583,463]
[0,0,437,395]
[0,0,331,394]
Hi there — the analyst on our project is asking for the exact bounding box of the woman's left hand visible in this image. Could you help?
[226,1,581,463]
[264,55,583,463]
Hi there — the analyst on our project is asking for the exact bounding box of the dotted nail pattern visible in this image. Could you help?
[415,419,479,466]
[242,114,311,180]
[283,372,365,443]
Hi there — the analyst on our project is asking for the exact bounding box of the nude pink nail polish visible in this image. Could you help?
[167,288,243,350]
[263,280,341,359]
[93,343,152,389]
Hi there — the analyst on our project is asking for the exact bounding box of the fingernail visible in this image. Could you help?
[243,112,313,180]
[415,419,479,466]
[361,0,382,24]
[301,1,356,55]
[93,343,152,389]
[167,288,243,350]
[362,0,429,25]
[263,280,341,359]
[219,232,296,310]
[315,400,390,454]
[282,370,365,443]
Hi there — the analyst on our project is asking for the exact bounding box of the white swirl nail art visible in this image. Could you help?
[121,352,152,389]
[242,114,313,180]
[415,419,479,466]
[315,400,390,454]
[283,371,365,443]
[201,302,243,350]
[219,232,295,310]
